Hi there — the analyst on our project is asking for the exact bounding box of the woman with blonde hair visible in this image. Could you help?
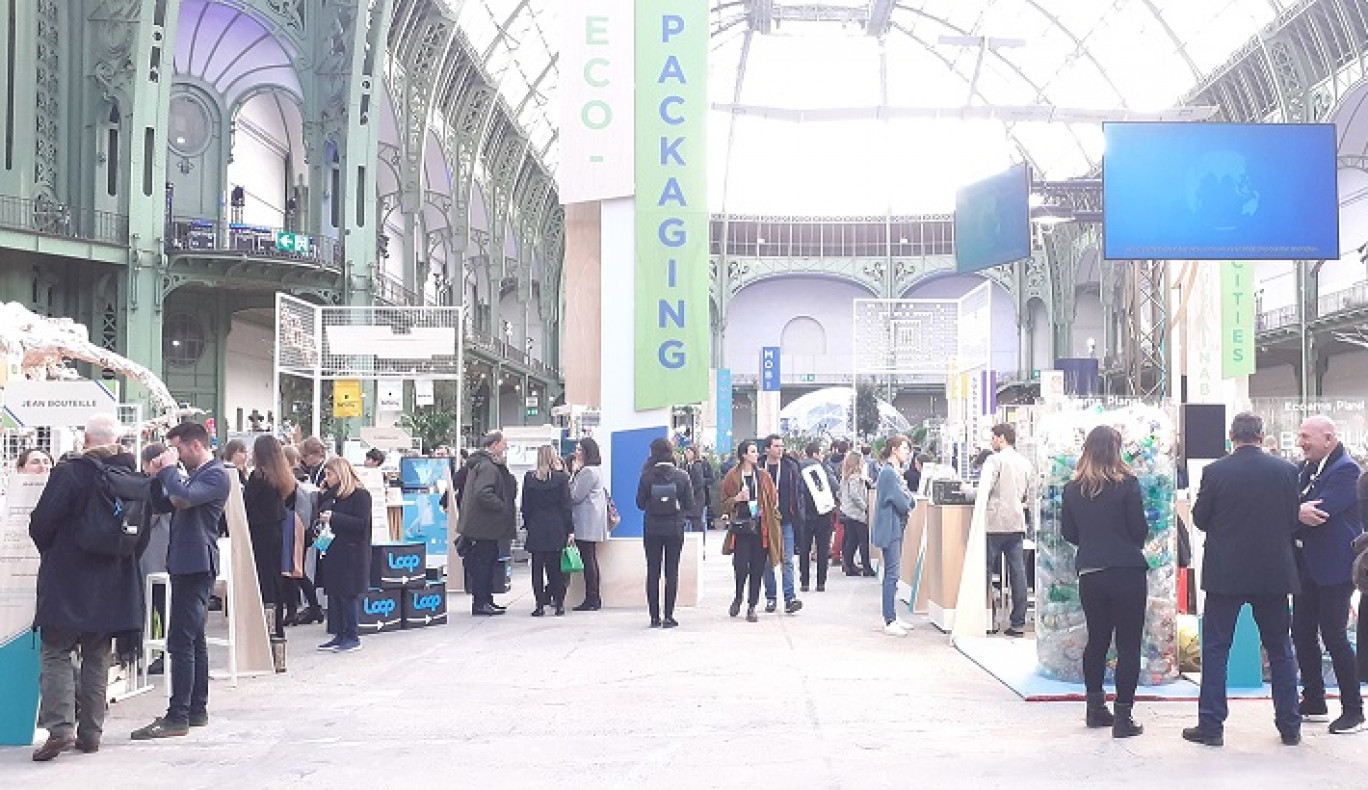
[1061,425,1148,738]
[838,450,875,577]
[316,456,372,653]
[521,444,574,616]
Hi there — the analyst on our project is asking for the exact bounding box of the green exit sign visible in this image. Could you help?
[525,408,538,417]
[275,231,313,255]
[801,374,816,383]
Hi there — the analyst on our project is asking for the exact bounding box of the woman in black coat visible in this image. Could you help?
[636,438,695,628]
[315,457,373,653]
[1061,425,1149,739]
[521,445,575,616]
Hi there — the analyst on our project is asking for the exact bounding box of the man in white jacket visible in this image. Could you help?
[975,423,1035,637]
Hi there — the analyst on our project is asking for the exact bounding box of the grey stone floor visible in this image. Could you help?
[3,546,1367,788]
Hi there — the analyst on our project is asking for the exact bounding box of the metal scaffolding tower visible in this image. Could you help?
[1122,261,1169,400]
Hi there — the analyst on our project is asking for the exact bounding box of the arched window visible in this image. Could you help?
[781,316,826,356]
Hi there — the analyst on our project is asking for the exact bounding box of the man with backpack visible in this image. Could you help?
[29,414,148,761]
[798,442,840,593]
[131,421,230,741]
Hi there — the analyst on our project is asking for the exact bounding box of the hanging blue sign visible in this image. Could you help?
[760,347,780,392]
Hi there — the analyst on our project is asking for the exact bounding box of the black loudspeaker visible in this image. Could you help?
[1183,404,1227,459]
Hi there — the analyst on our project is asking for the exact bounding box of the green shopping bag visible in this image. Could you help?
[561,543,585,574]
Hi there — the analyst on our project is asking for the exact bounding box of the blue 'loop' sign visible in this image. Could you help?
[387,552,420,572]
[363,597,396,617]
[411,593,442,612]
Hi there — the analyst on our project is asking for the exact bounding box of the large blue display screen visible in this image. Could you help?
[955,163,1031,274]
[1103,123,1339,261]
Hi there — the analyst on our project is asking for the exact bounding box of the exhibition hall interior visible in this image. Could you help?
[3,0,1368,784]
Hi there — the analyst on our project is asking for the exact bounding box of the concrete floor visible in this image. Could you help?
[3,547,1366,789]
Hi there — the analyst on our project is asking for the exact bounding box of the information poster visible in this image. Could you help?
[0,474,46,745]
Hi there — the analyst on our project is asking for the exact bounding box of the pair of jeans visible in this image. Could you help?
[1078,567,1147,704]
[38,628,112,740]
[577,540,602,606]
[333,593,360,642]
[530,550,566,607]
[842,517,872,573]
[799,514,833,588]
[167,571,214,725]
[731,532,766,607]
[1198,592,1300,737]
[465,538,500,609]
[644,533,684,620]
[986,532,1028,628]
[762,521,797,602]
[1292,575,1363,712]
[881,536,904,624]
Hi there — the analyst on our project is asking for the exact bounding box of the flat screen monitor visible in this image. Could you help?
[954,163,1031,273]
[1103,122,1339,260]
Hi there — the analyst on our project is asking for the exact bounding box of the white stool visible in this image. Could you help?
[136,572,172,698]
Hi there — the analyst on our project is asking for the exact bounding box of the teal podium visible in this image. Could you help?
[1200,605,1264,689]
[0,633,41,745]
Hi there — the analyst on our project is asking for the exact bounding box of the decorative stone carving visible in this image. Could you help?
[89,0,141,100]
[34,0,62,198]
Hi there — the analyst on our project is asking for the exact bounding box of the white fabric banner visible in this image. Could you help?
[0,475,45,647]
[557,0,635,203]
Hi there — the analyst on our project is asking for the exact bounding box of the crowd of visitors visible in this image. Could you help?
[14,407,1367,763]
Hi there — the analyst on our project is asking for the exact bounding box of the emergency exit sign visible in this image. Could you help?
[275,231,313,255]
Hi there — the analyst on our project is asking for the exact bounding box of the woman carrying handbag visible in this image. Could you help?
[719,440,782,623]
[568,437,608,611]
[522,445,575,617]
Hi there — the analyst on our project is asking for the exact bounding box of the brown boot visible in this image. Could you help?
[32,734,75,762]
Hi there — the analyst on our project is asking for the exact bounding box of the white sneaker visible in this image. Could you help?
[883,621,908,637]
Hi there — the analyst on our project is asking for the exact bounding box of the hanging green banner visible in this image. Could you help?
[1221,261,1256,378]
[634,2,708,411]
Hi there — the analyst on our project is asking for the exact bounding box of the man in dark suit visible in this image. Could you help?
[1292,415,1365,734]
[131,422,230,741]
[1184,412,1301,747]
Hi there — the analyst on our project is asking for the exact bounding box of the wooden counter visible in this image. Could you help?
[565,533,703,609]
[924,503,974,631]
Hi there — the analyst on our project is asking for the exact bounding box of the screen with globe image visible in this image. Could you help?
[1102,122,1339,261]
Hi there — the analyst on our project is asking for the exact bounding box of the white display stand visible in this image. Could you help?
[273,294,465,441]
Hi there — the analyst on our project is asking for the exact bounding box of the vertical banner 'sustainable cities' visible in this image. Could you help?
[635,2,708,410]
[1221,261,1256,378]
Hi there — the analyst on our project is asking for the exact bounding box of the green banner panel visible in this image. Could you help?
[634,3,708,411]
[1221,261,1256,378]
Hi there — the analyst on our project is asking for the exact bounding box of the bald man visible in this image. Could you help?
[1293,416,1365,734]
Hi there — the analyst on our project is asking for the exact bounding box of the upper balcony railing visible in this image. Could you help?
[1316,280,1368,318]
[165,217,343,270]
[468,328,558,379]
[1257,304,1298,332]
[0,194,128,246]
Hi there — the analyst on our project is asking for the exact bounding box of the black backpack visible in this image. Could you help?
[72,455,154,557]
[647,478,681,517]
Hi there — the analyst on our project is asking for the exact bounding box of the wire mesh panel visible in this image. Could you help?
[276,295,321,376]
[852,299,960,375]
[275,294,464,380]
[956,282,993,369]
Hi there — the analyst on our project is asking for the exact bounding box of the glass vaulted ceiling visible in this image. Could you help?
[710,0,1286,214]
[453,1,1286,215]
[456,0,560,171]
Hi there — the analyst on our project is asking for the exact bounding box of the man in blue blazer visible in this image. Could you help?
[1293,415,1364,735]
[130,422,230,741]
